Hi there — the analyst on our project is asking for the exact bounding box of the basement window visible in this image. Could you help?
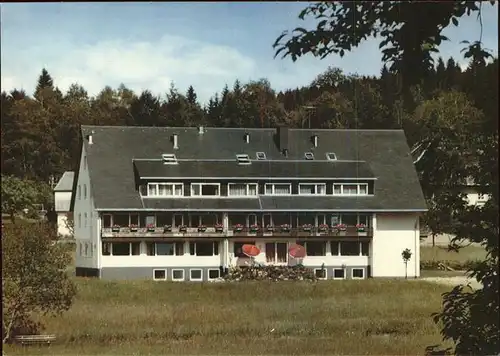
[326,152,337,161]
[162,153,178,165]
[256,152,267,160]
[236,154,251,165]
[304,152,314,160]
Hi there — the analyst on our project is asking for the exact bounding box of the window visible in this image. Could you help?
[256,152,266,160]
[84,213,88,228]
[162,153,178,165]
[78,213,81,228]
[326,152,337,161]
[148,242,184,256]
[208,269,220,280]
[79,243,82,256]
[83,155,87,169]
[361,242,369,256]
[190,269,203,281]
[352,268,365,279]
[298,183,326,195]
[265,242,288,263]
[264,183,291,195]
[191,183,220,197]
[340,241,360,256]
[153,269,166,281]
[236,154,251,165]
[331,241,339,256]
[342,214,357,226]
[83,184,87,199]
[146,183,183,197]
[314,268,327,279]
[102,242,111,256]
[333,268,345,280]
[228,183,258,197]
[189,241,219,256]
[234,241,256,258]
[102,215,112,228]
[332,183,370,196]
[172,269,185,281]
[112,242,131,256]
[298,241,326,256]
[78,185,81,200]
[304,152,314,160]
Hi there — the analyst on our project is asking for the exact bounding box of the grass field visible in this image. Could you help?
[4,278,454,355]
[420,245,487,263]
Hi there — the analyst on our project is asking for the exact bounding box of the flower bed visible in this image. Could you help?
[224,265,317,282]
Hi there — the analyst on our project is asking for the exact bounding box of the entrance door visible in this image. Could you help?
[263,214,272,227]
[265,242,288,264]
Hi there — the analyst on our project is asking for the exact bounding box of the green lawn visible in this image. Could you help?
[5,278,454,355]
[420,245,487,263]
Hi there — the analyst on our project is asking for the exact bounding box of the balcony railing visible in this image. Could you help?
[101,225,373,238]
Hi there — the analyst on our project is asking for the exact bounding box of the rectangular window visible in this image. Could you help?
[352,268,365,279]
[191,183,220,197]
[112,243,131,256]
[131,242,141,255]
[332,183,370,195]
[314,268,327,280]
[153,269,166,281]
[189,241,219,256]
[333,268,345,279]
[361,242,369,256]
[330,241,339,256]
[298,183,326,195]
[172,269,184,281]
[156,242,183,256]
[265,242,288,263]
[190,269,203,281]
[342,214,358,226]
[304,241,326,256]
[208,269,220,280]
[343,184,358,195]
[333,184,342,195]
[359,184,368,195]
[78,185,81,200]
[340,241,360,256]
[147,183,183,197]
[228,183,258,196]
[102,242,111,256]
[264,184,291,195]
[234,241,256,258]
[103,214,112,228]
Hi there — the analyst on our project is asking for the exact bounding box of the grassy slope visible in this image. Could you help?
[6,278,453,355]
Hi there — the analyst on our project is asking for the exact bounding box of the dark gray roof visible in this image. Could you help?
[143,198,261,211]
[133,160,375,179]
[54,171,74,191]
[80,125,427,211]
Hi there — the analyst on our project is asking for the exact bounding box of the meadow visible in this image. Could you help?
[5,277,454,355]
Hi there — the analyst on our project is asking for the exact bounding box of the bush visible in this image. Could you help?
[224,265,318,282]
[420,260,481,271]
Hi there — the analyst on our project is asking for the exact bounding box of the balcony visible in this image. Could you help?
[101,225,373,238]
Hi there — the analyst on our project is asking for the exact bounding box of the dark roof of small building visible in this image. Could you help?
[54,171,74,192]
[79,125,427,212]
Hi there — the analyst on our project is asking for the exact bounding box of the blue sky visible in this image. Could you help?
[1,2,498,104]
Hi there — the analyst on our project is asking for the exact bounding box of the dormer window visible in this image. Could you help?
[236,154,251,165]
[326,152,337,161]
[304,152,314,160]
[256,152,266,160]
[162,153,178,165]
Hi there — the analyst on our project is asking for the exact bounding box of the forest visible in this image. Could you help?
[1,57,497,187]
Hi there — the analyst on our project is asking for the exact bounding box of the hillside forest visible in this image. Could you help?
[1,57,498,234]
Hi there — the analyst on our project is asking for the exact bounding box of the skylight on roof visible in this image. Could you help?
[256,152,267,160]
[162,153,178,165]
[326,152,337,161]
[304,152,314,160]
[236,154,251,165]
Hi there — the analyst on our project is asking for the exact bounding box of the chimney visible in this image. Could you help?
[312,134,318,148]
[87,130,95,145]
[198,126,205,135]
[277,127,289,155]
[173,134,178,149]
[244,133,250,144]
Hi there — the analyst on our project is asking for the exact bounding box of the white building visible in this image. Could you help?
[54,171,74,237]
[71,126,427,280]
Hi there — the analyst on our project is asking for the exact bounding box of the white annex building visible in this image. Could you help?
[54,171,74,237]
[72,125,427,281]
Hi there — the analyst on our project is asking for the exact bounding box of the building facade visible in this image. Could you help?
[71,125,427,281]
[54,171,74,237]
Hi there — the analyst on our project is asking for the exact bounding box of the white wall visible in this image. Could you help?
[55,191,72,212]
[371,213,420,278]
[74,144,99,269]
[56,213,71,237]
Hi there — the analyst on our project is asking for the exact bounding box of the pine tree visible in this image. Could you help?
[186,85,197,106]
[35,68,54,92]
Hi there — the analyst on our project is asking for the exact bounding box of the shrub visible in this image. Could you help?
[224,265,318,282]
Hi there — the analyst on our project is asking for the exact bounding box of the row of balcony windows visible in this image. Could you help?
[102,213,373,229]
[139,182,372,198]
